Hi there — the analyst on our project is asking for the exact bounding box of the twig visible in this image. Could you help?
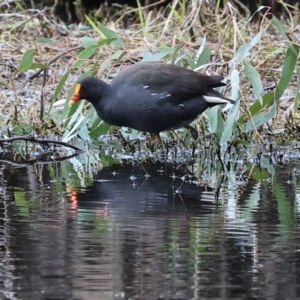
[28,45,83,80]
[0,62,18,71]
[40,69,47,121]
[0,152,80,168]
[0,0,16,9]
[159,0,179,40]
[114,0,167,23]
[0,13,25,17]
[0,136,84,152]
[8,7,51,32]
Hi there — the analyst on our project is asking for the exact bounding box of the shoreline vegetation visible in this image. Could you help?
[1,1,300,149]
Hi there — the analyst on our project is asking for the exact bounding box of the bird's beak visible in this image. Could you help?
[69,83,81,107]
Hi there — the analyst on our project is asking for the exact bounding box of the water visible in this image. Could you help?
[1,144,300,300]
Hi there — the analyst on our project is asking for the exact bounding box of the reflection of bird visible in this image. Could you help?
[71,160,216,216]
[70,63,234,141]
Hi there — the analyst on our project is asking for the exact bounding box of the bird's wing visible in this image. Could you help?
[111,63,226,104]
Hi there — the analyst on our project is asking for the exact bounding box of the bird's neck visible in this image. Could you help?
[89,81,109,106]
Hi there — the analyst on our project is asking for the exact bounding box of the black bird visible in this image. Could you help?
[70,62,234,141]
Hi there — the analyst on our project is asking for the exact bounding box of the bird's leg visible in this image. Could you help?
[184,125,199,155]
[153,133,161,142]
[147,133,170,153]
[114,130,135,151]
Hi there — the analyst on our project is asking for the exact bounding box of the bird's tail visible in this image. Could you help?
[204,90,235,105]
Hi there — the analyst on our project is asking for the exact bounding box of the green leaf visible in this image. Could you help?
[208,106,224,134]
[36,37,55,45]
[89,121,111,138]
[194,35,211,67]
[185,57,196,69]
[18,49,34,72]
[168,2,185,22]
[97,22,124,48]
[157,46,176,53]
[78,122,91,141]
[170,45,184,64]
[63,113,86,142]
[247,6,269,23]
[90,116,102,130]
[11,123,34,135]
[78,44,97,59]
[50,71,70,110]
[247,163,270,180]
[196,47,211,67]
[82,36,97,47]
[100,60,112,71]
[235,139,250,145]
[231,30,263,62]
[249,29,264,47]
[277,44,299,98]
[97,38,117,47]
[29,63,47,69]
[101,154,118,167]
[142,50,169,62]
[241,102,277,132]
[237,92,274,125]
[72,44,97,69]
[196,35,207,59]
[85,15,105,37]
[136,0,144,27]
[233,44,252,61]
[144,11,153,36]
[18,50,47,72]
[243,60,263,104]
[230,69,240,100]
[220,100,240,144]
[110,50,127,62]
[272,16,297,55]
[130,129,139,140]
[85,15,124,48]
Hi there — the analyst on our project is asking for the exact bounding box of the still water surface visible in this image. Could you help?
[1,144,300,300]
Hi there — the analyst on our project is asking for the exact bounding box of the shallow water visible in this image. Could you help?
[1,144,300,300]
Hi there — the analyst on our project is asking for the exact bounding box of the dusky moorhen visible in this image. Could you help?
[70,62,235,141]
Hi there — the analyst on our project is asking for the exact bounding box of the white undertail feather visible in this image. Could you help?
[203,95,231,104]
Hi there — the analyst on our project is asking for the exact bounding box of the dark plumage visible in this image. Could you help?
[70,62,235,140]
